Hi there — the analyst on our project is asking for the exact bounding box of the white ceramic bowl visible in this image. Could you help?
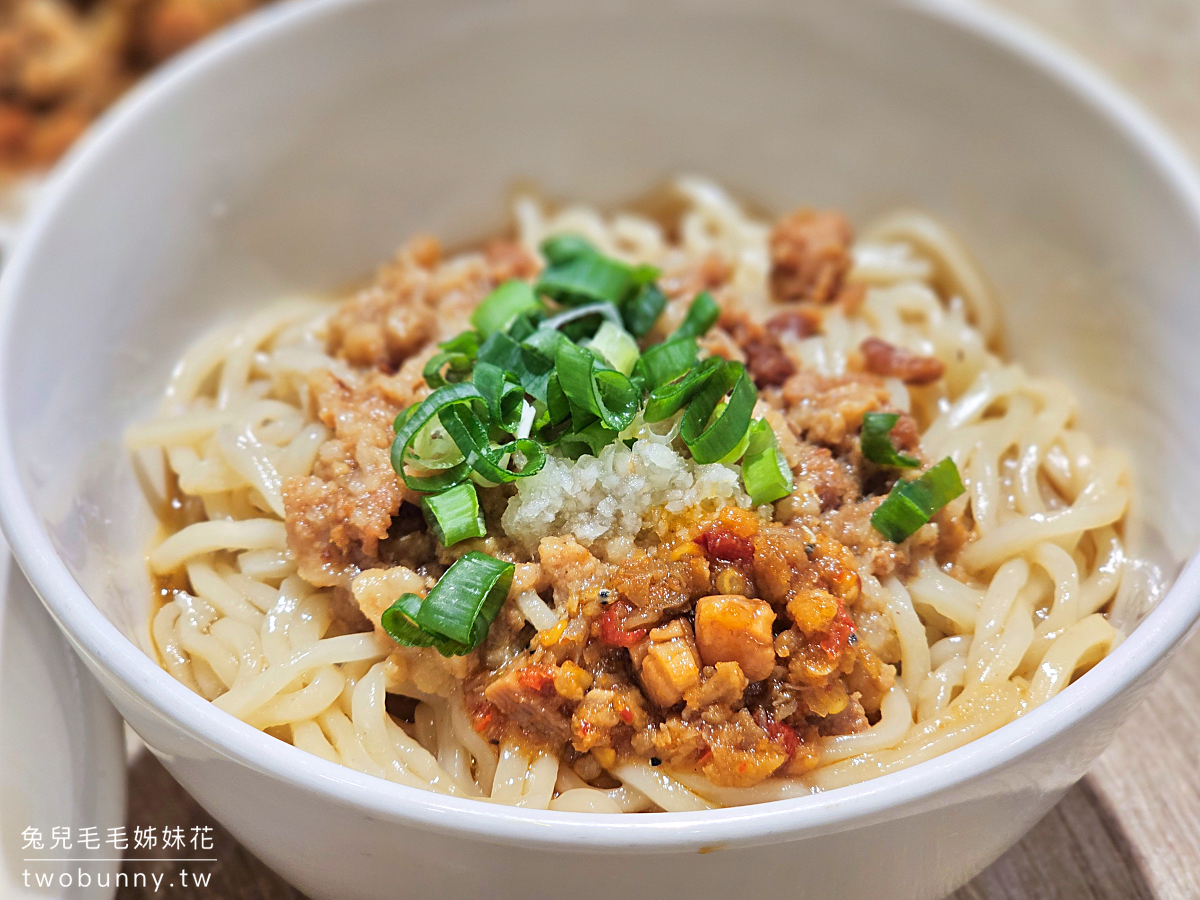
[1,2,1199,899]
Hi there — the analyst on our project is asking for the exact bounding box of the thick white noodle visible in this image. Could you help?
[610,764,716,812]
[667,770,812,806]
[549,789,626,814]
[818,685,914,766]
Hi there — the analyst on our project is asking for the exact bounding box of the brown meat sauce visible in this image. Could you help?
[277,208,968,790]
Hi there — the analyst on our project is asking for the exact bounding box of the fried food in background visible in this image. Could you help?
[0,0,267,174]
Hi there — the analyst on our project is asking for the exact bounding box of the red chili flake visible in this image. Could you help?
[578,720,593,737]
[764,720,800,758]
[617,704,635,725]
[598,603,648,648]
[696,747,713,767]
[819,601,856,658]
[696,526,754,563]
[471,701,503,739]
[517,664,557,695]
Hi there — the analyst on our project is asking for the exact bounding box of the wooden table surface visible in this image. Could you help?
[114,3,1200,898]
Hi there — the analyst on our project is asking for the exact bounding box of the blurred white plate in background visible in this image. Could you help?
[0,537,126,896]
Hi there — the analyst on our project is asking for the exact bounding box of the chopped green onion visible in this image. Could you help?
[472,362,524,432]
[628,263,661,286]
[391,383,545,490]
[380,592,466,655]
[541,233,595,265]
[558,421,619,459]
[586,321,640,375]
[422,331,480,389]
[741,419,794,504]
[680,360,757,464]
[441,330,482,356]
[635,338,698,390]
[414,552,513,646]
[536,241,659,309]
[536,253,635,307]
[476,330,524,371]
[544,372,571,427]
[422,352,472,389]
[471,281,541,337]
[438,404,546,485]
[506,309,542,341]
[403,239,802,542]
[381,552,514,656]
[555,339,639,431]
[421,483,486,546]
[672,292,720,340]
[515,347,559,402]
[539,301,623,341]
[476,331,555,403]
[861,412,919,468]
[744,416,777,458]
[621,283,667,338]
[743,446,793,505]
[520,325,565,359]
[643,355,722,422]
[716,410,752,464]
[391,384,483,491]
[871,458,965,543]
[515,399,537,439]
[409,413,465,471]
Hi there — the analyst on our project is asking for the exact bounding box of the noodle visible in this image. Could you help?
[132,178,1158,811]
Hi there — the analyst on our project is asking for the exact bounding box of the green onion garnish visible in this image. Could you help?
[643,355,722,422]
[741,418,794,504]
[407,413,465,471]
[540,233,595,265]
[477,331,556,403]
[539,301,623,345]
[555,339,639,432]
[381,552,514,656]
[475,330,525,375]
[422,331,479,389]
[472,362,525,432]
[861,411,919,468]
[536,232,659,309]
[586,321,640,375]
[672,291,720,341]
[536,253,638,308]
[391,383,545,490]
[380,592,462,654]
[871,458,965,543]
[391,384,481,491]
[716,425,751,465]
[437,404,546,485]
[634,338,698,390]
[471,281,540,337]
[621,283,667,338]
[558,420,619,459]
[680,360,757,464]
[421,482,486,546]
[544,372,571,428]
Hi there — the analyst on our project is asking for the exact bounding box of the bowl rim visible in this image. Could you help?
[1,0,1199,851]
